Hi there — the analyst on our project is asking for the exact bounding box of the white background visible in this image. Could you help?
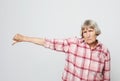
[0,0,120,81]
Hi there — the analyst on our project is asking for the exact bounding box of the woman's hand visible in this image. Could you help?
[12,34,25,45]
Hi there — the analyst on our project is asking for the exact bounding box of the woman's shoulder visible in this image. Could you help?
[66,36,83,44]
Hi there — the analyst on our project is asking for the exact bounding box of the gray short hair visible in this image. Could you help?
[80,19,101,37]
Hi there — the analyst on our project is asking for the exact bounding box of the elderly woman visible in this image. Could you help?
[13,19,110,81]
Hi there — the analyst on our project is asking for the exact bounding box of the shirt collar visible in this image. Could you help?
[81,38,102,49]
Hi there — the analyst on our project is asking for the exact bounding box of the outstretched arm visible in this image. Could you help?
[12,34,45,46]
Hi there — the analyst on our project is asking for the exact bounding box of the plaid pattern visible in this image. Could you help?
[44,37,110,81]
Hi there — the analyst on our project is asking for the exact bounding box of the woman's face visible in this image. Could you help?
[82,27,97,46]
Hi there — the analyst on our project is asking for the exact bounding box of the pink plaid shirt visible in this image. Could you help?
[44,37,110,81]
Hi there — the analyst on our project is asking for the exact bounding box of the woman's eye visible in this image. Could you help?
[89,30,93,32]
[83,31,87,33]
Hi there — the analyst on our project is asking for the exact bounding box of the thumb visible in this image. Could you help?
[12,41,18,46]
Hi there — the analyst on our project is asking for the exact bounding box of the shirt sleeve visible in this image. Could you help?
[103,50,111,81]
[44,38,70,53]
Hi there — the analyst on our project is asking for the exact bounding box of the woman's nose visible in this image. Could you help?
[86,32,90,38]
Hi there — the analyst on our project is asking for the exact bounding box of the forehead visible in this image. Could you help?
[82,26,95,31]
